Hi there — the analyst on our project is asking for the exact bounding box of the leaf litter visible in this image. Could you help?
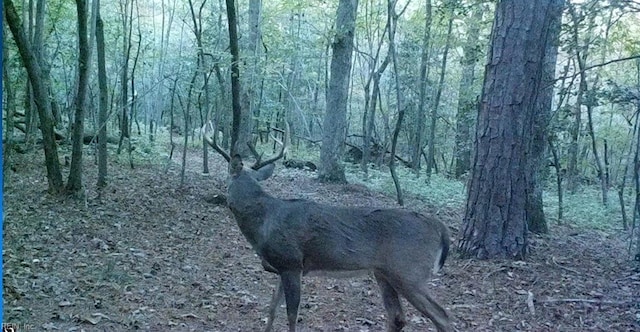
[3,149,639,331]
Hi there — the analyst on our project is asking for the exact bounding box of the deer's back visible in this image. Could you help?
[259,199,447,274]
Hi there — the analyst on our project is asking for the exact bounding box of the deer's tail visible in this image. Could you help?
[432,227,450,274]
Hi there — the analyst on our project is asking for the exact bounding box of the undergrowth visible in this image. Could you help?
[80,127,633,235]
[345,164,466,210]
[544,186,631,232]
[343,162,632,234]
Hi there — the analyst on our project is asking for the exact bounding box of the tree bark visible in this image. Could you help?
[459,0,564,259]
[527,0,563,234]
[387,0,404,205]
[96,0,108,188]
[4,0,64,193]
[67,0,90,195]
[226,0,241,155]
[117,0,133,155]
[319,0,358,183]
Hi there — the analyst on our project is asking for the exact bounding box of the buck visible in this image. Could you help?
[203,123,453,332]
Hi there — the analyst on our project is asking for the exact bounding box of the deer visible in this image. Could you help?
[203,122,453,332]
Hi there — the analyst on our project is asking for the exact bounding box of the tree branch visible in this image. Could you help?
[554,54,640,82]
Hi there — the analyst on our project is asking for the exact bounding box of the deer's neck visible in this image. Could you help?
[227,171,276,247]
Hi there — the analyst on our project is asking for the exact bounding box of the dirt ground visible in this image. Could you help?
[3,148,639,331]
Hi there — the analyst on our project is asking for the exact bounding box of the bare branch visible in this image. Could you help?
[555,54,640,82]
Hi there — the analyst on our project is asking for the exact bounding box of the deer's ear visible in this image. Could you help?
[230,154,244,176]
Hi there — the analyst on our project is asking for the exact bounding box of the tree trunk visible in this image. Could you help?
[568,4,608,205]
[527,0,563,234]
[363,56,389,174]
[117,0,133,155]
[226,0,242,155]
[548,138,563,222]
[127,0,142,170]
[96,1,108,188]
[426,9,453,179]
[188,0,210,174]
[3,37,16,181]
[361,57,388,175]
[410,0,431,171]
[237,0,262,157]
[360,13,389,175]
[319,0,358,183]
[4,0,64,193]
[67,0,90,195]
[459,0,564,259]
[454,7,482,178]
[387,0,404,205]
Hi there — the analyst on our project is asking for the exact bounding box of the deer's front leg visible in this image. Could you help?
[280,270,302,332]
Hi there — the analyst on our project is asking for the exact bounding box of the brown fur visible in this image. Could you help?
[227,155,452,332]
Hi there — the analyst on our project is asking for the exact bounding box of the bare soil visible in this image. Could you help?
[3,148,639,331]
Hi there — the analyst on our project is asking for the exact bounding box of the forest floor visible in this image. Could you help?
[3,147,640,331]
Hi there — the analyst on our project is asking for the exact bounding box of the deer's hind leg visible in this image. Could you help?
[374,271,406,332]
[279,270,302,332]
[392,276,452,332]
[264,280,283,332]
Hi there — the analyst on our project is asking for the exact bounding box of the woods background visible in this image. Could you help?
[3,0,640,270]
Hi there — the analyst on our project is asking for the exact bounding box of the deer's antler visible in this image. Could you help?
[250,121,289,170]
[202,122,231,162]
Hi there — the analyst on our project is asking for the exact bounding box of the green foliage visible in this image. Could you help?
[346,164,466,210]
[111,125,174,166]
[543,187,632,232]
[341,161,632,234]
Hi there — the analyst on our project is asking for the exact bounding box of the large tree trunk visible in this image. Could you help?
[319,0,358,183]
[96,1,108,188]
[4,0,64,194]
[66,0,90,195]
[459,0,564,259]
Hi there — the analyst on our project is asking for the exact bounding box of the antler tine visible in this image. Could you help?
[246,141,264,165]
[269,132,283,147]
[202,122,231,162]
[251,121,289,170]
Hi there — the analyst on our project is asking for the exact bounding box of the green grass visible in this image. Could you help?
[345,164,466,210]
[543,186,631,232]
[341,162,631,233]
